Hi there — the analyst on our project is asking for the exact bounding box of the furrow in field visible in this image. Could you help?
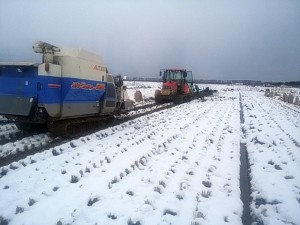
[189,92,242,225]
[272,97,300,114]
[241,92,300,225]
[249,92,300,144]
[0,96,224,225]
[48,96,235,225]
[243,93,300,164]
[0,102,175,167]
[27,92,243,224]
[0,133,54,159]
[0,124,21,145]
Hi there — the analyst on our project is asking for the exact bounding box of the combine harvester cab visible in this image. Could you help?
[0,41,133,136]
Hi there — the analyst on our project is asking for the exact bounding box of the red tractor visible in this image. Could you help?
[155,69,194,104]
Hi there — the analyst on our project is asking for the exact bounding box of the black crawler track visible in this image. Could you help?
[47,115,116,137]
[0,101,179,168]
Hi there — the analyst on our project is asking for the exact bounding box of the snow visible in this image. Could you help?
[241,91,300,225]
[0,83,300,225]
[0,133,53,158]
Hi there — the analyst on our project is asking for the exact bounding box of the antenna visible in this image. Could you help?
[32,41,60,63]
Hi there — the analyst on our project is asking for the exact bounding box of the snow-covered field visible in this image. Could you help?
[0,83,299,225]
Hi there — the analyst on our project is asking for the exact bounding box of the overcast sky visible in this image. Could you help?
[0,0,299,81]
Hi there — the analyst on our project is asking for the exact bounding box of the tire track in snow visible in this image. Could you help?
[239,93,252,225]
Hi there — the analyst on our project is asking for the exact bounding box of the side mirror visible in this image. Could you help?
[160,71,162,76]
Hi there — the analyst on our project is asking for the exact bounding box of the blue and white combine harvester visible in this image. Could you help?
[0,41,133,136]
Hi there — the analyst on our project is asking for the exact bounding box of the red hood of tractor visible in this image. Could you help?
[162,81,190,94]
[162,81,177,91]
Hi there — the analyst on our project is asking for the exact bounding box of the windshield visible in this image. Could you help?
[163,70,193,85]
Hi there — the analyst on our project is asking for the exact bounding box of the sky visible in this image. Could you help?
[0,0,299,82]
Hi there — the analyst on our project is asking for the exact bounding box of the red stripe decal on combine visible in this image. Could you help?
[71,82,105,90]
[48,84,61,88]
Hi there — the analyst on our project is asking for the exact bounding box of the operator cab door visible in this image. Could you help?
[37,63,62,117]
[185,71,193,93]
[185,71,193,85]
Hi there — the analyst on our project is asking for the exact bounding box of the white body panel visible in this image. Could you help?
[38,63,61,77]
[56,56,106,81]
[53,48,107,81]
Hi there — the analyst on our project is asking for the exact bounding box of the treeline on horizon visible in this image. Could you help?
[125,77,300,87]
[270,81,300,87]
